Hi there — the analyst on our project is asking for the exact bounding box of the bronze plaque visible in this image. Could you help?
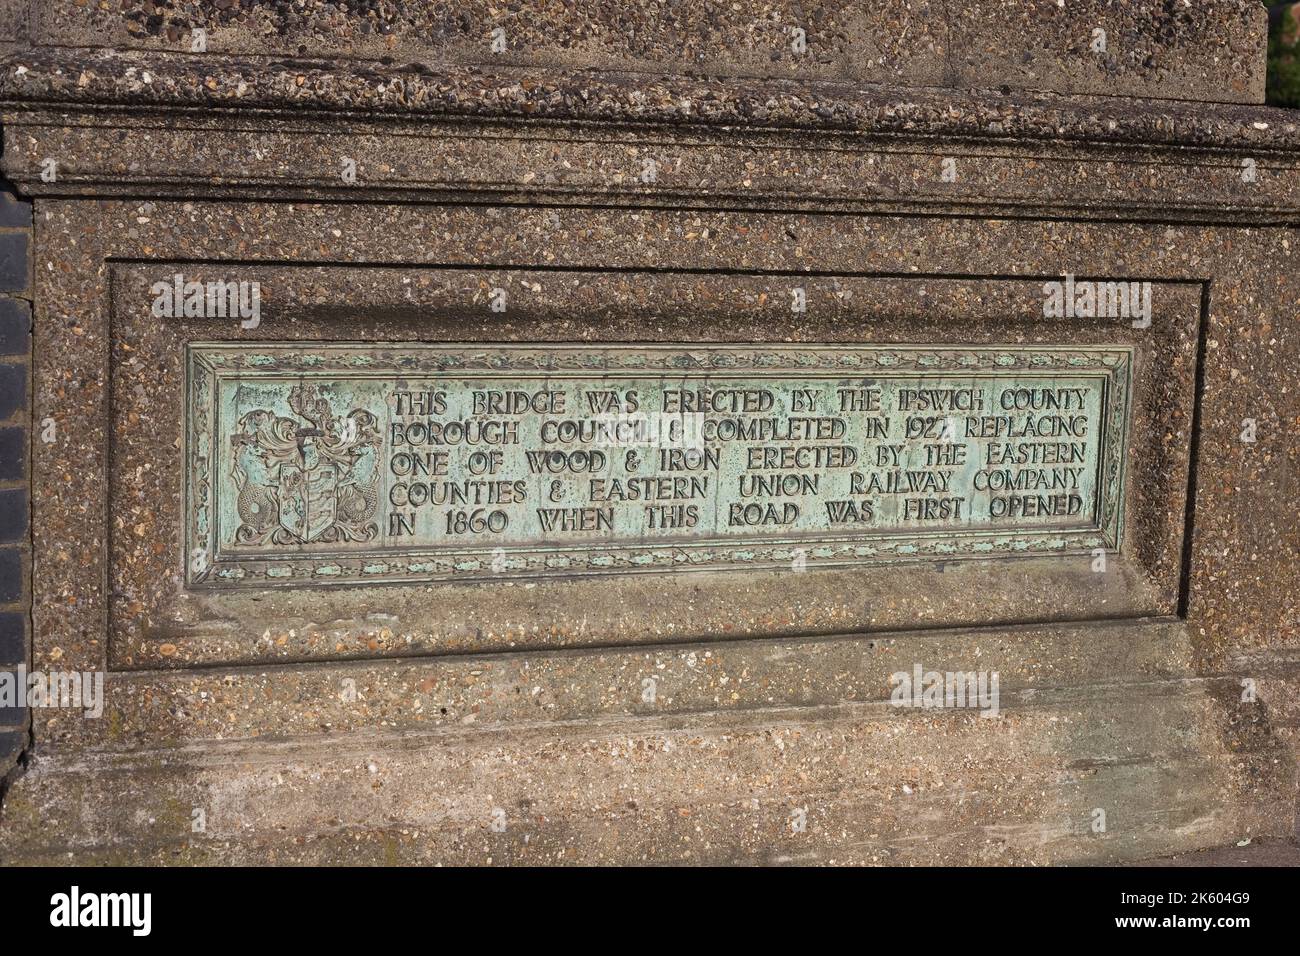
[184,343,1131,587]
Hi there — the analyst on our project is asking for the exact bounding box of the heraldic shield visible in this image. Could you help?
[276,460,339,543]
[229,384,382,547]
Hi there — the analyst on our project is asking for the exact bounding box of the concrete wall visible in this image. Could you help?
[0,1,1295,865]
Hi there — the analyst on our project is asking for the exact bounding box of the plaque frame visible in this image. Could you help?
[184,342,1132,589]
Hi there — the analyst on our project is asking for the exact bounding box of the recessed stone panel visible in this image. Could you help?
[95,259,1197,666]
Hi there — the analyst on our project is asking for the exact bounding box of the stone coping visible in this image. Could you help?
[0,48,1296,155]
[0,0,1268,105]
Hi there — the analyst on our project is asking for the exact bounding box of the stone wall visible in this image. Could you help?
[0,1,1295,865]
[0,0,1271,103]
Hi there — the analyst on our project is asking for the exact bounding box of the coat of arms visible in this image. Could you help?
[229,384,381,546]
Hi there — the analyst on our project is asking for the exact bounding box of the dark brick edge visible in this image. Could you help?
[0,136,33,812]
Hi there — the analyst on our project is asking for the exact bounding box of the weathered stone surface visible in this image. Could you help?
[86,246,1198,670]
[2,620,1289,865]
[0,2,1295,866]
[5,0,1268,104]
[0,0,30,47]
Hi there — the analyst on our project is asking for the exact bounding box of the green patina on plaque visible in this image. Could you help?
[184,343,1131,587]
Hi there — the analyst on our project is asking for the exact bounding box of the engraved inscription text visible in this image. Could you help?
[184,344,1130,587]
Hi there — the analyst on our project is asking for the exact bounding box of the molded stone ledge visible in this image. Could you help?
[5,95,1300,221]
[0,675,1287,865]
[38,619,1200,752]
[0,47,1288,155]
[4,618,1293,865]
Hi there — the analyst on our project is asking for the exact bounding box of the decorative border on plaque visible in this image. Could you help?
[184,343,1132,588]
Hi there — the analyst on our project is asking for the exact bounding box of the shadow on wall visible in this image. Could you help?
[1268,1,1300,105]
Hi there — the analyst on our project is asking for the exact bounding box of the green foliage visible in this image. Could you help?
[1267,1,1300,106]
